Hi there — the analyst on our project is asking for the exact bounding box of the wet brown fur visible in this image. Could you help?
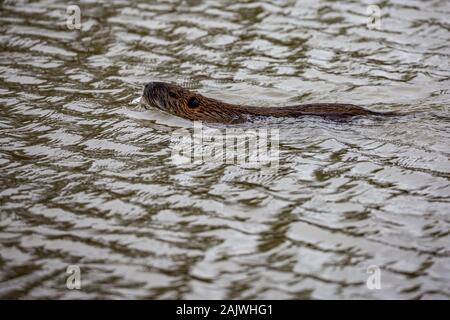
[142,82,394,124]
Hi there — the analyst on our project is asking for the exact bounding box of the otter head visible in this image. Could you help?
[141,82,205,121]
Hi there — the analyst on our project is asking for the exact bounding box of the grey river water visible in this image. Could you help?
[0,0,449,299]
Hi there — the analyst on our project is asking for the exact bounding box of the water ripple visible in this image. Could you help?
[0,0,449,299]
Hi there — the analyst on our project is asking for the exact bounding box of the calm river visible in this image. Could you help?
[0,0,449,299]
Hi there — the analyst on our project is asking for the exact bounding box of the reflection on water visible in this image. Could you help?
[0,0,449,299]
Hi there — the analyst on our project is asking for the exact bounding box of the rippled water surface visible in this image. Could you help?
[1,0,450,299]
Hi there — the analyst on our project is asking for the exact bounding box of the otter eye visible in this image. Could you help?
[187,96,199,108]
[169,91,178,98]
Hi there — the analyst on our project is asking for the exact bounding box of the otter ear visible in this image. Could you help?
[187,96,200,108]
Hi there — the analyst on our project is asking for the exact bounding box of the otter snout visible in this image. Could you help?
[141,82,158,105]
[144,82,155,92]
[144,82,167,94]
[143,82,155,98]
[141,81,175,111]
[143,82,165,101]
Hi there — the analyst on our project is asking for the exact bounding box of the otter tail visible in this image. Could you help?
[369,110,400,117]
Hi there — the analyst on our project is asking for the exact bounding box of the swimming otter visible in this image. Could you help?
[141,82,395,124]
